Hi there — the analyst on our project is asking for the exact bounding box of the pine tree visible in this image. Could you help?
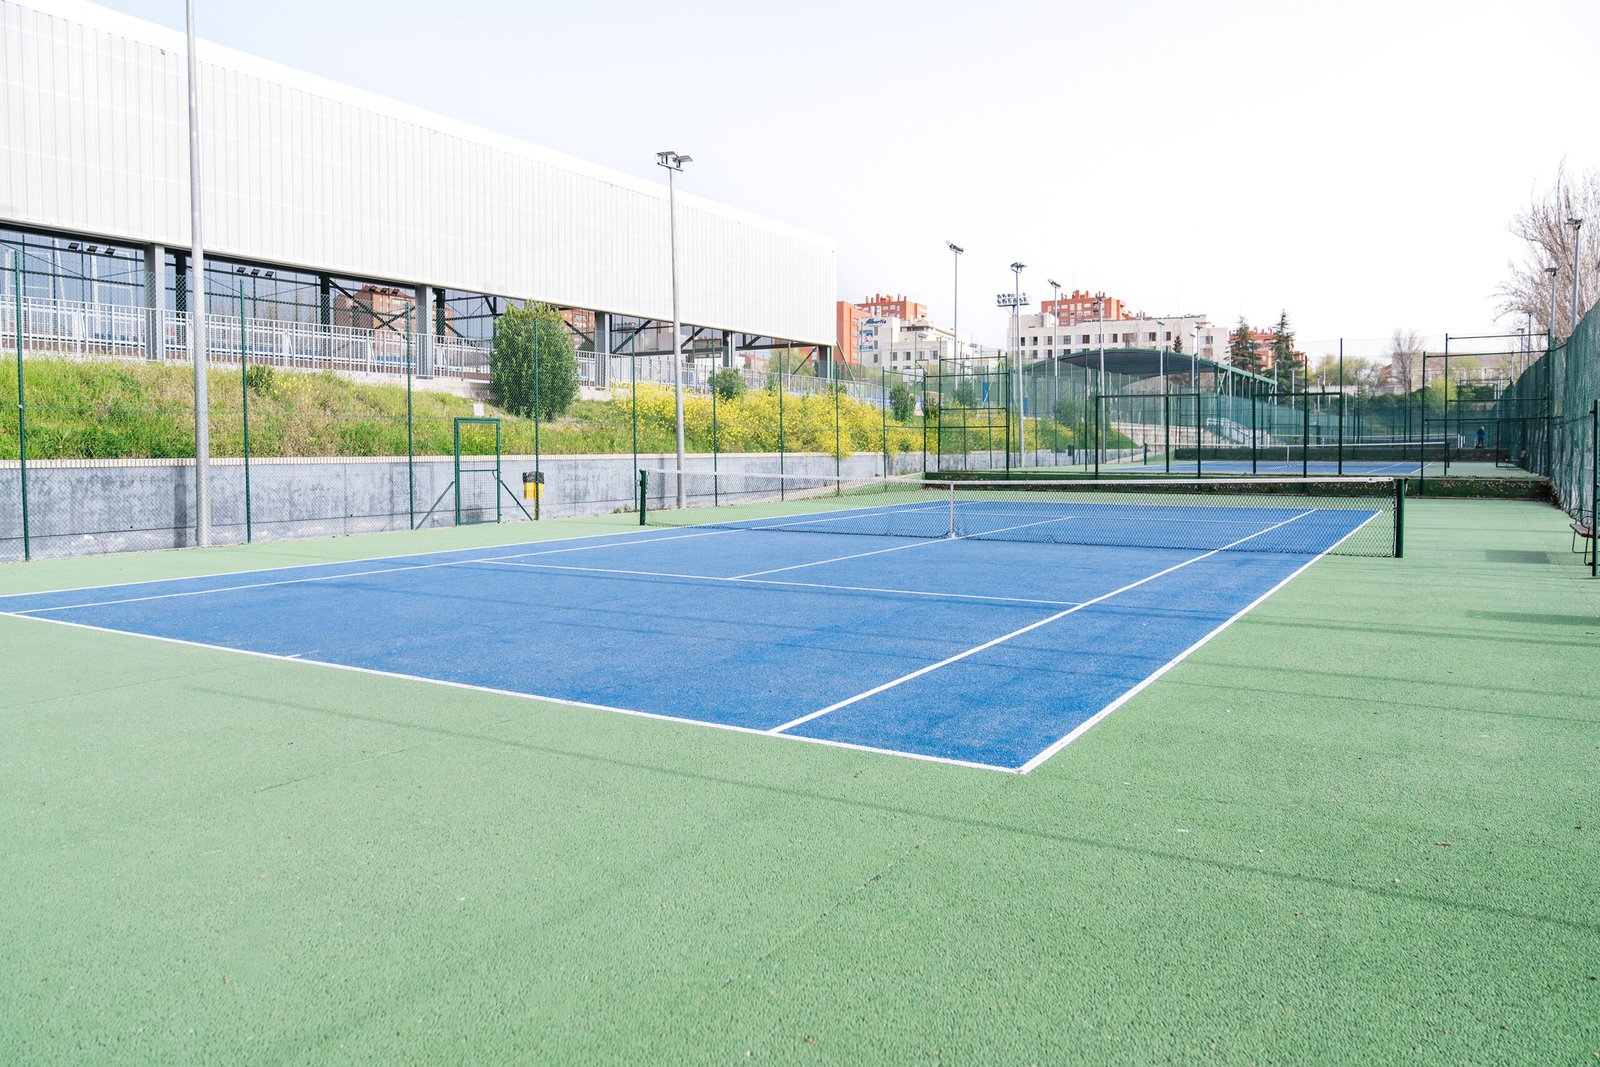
[1270,310,1302,392]
[1228,318,1262,374]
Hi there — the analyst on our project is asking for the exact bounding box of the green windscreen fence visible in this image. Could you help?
[1493,309,1599,571]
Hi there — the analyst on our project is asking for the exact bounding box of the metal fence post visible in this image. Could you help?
[1591,399,1598,577]
[711,370,719,506]
[238,283,251,542]
[406,305,415,528]
[12,250,28,561]
[880,367,888,477]
[778,364,786,500]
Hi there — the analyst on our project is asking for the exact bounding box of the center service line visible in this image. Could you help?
[766,509,1318,735]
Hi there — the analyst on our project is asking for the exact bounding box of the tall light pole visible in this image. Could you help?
[997,262,1027,464]
[1546,264,1560,347]
[947,242,963,369]
[185,0,211,546]
[1156,318,1167,390]
[1568,216,1584,336]
[657,150,692,506]
[1191,323,1199,385]
[1047,278,1061,379]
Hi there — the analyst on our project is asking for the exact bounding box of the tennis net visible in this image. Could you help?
[638,469,1403,557]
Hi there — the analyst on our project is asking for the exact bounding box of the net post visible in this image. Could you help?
[948,481,956,538]
[637,468,647,525]
[1394,476,1405,559]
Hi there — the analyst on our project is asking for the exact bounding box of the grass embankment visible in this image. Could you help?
[0,358,1085,459]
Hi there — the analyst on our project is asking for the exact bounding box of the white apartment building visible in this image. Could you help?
[856,317,973,376]
[1007,312,1225,364]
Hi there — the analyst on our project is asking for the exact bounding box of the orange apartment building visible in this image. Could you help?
[1040,289,1136,327]
[835,293,930,365]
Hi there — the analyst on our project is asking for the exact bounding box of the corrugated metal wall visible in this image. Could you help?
[0,0,836,344]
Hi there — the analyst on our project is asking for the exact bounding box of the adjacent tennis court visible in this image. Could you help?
[0,476,1393,771]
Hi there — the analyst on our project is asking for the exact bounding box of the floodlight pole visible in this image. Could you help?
[1156,318,1166,390]
[185,0,211,546]
[657,150,691,507]
[948,241,963,369]
[1569,217,1584,337]
[1546,265,1560,347]
[1011,262,1025,463]
[1048,278,1061,379]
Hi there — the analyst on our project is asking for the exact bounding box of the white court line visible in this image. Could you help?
[733,515,1074,579]
[477,559,1084,609]
[0,519,726,602]
[1013,509,1380,773]
[0,612,1018,775]
[6,526,746,615]
[766,509,1319,736]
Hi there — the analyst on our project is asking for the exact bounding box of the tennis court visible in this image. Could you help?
[0,476,1393,772]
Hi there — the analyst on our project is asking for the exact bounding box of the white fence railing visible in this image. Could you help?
[1,295,899,403]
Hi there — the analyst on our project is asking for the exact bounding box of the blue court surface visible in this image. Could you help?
[1106,458,1428,476]
[0,500,1377,772]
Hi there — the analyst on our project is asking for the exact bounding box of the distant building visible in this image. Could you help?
[836,293,975,375]
[1009,308,1224,364]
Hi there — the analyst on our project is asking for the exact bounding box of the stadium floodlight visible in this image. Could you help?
[657,150,691,506]
[1568,217,1583,336]
[185,0,211,546]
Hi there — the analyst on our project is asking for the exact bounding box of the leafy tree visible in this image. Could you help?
[1052,396,1083,426]
[952,380,978,408]
[889,382,915,421]
[709,368,746,401]
[1228,318,1263,375]
[491,303,579,420]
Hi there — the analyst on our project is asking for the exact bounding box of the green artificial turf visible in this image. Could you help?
[1,499,1596,1064]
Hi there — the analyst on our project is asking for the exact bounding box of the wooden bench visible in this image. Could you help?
[1574,518,1596,556]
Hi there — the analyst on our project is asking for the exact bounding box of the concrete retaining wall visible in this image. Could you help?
[0,449,960,562]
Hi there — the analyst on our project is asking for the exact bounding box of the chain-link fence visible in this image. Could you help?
[1492,311,1599,572]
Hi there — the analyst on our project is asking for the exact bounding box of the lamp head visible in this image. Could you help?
[947,241,964,254]
[1010,262,1025,273]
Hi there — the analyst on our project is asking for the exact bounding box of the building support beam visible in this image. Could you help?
[143,242,164,360]
[593,311,610,387]
[414,284,434,376]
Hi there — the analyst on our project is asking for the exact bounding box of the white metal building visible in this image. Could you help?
[0,0,837,349]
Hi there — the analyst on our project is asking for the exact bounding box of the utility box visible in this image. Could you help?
[522,470,544,501]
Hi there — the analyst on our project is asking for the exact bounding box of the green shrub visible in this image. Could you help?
[709,368,746,401]
[889,382,915,422]
[491,303,579,420]
[244,364,276,397]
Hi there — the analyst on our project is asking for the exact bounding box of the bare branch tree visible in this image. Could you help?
[1388,328,1423,392]
[1494,162,1600,339]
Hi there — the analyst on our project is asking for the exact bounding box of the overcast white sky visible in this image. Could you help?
[95,0,1600,350]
